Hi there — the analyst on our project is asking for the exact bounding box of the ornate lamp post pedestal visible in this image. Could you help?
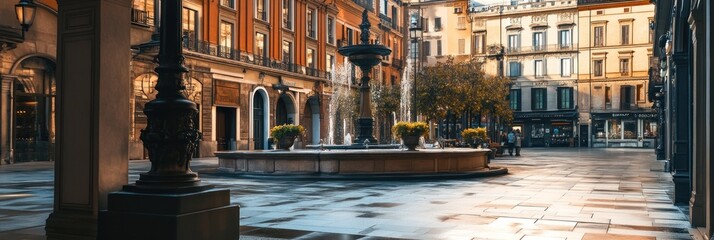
[338,10,392,144]
[100,0,238,239]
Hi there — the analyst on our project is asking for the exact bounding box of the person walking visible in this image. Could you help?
[515,129,522,156]
[507,130,516,156]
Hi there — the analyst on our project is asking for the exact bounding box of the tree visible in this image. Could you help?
[415,56,513,139]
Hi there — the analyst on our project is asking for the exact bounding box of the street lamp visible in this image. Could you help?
[409,21,422,122]
[14,0,37,38]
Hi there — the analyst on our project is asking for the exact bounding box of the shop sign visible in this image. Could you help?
[215,80,239,106]
[592,112,658,119]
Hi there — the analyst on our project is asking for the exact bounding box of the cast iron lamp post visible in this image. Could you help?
[409,22,422,122]
[14,0,37,39]
[128,0,205,192]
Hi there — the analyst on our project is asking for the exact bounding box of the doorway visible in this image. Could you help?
[216,107,236,150]
[12,57,56,162]
[253,90,268,150]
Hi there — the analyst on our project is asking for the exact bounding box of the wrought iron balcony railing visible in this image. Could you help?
[505,44,575,54]
[131,8,149,25]
[182,39,330,79]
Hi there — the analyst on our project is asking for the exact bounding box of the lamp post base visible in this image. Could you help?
[100,188,239,240]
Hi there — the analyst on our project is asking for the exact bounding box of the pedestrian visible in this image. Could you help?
[507,130,516,156]
[515,129,522,156]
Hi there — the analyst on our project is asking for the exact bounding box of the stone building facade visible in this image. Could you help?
[0,0,58,165]
[0,0,407,163]
[470,0,580,147]
[577,0,657,148]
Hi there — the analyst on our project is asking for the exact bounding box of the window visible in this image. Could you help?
[508,34,520,52]
[509,62,521,77]
[436,40,442,56]
[282,40,292,63]
[557,87,573,109]
[219,21,233,57]
[619,58,630,76]
[327,17,335,45]
[458,39,465,54]
[346,28,354,45]
[621,24,630,45]
[473,34,485,54]
[620,85,634,110]
[623,120,637,139]
[594,26,604,46]
[535,59,544,78]
[637,84,645,102]
[561,58,571,77]
[593,59,604,77]
[509,89,521,110]
[221,0,234,9]
[307,8,316,38]
[644,119,658,138]
[255,32,267,57]
[533,32,545,51]
[423,18,430,32]
[457,17,466,29]
[326,54,334,73]
[307,48,315,68]
[381,0,388,15]
[256,0,267,21]
[182,8,198,48]
[605,86,612,108]
[531,88,547,110]
[649,20,655,43]
[434,18,442,31]
[132,0,154,25]
[282,0,293,29]
[423,41,431,56]
[558,29,571,48]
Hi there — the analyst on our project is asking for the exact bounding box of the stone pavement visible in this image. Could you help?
[0,148,701,240]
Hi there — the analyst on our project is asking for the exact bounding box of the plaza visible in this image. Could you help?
[0,0,712,239]
[0,148,699,239]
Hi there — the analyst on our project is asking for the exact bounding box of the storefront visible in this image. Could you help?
[591,112,658,148]
[513,111,578,147]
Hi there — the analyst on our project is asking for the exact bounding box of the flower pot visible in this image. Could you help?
[402,135,420,151]
[277,136,296,150]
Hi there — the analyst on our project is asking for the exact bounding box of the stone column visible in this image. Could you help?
[688,0,707,227]
[669,53,691,204]
[45,0,131,239]
[0,77,11,164]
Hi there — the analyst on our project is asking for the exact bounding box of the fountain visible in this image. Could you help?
[214,10,507,179]
[337,10,391,144]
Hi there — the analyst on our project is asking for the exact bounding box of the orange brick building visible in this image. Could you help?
[128,0,407,157]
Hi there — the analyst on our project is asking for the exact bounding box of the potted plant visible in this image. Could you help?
[461,127,487,148]
[270,124,305,150]
[392,121,429,151]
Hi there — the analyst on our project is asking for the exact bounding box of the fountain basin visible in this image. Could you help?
[304,144,401,150]
[216,149,507,179]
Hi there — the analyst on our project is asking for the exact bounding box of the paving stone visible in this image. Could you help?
[0,149,698,240]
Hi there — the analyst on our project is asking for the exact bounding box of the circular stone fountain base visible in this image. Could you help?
[215,149,507,180]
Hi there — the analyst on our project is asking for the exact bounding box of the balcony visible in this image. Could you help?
[131,8,149,26]
[505,44,575,55]
[353,0,374,11]
[220,0,234,9]
[182,39,330,79]
[256,11,267,21]
[379,14,404,33]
